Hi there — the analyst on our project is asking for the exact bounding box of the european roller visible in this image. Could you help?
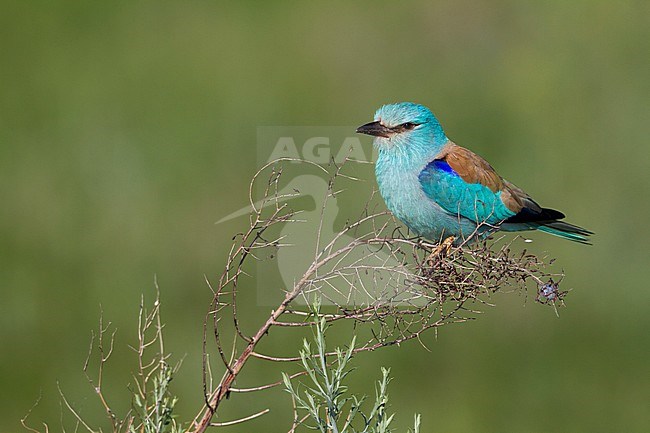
[356,102,592,245]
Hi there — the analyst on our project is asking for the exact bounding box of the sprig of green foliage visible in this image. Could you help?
[283,300,420,433]
[130,360,181,433]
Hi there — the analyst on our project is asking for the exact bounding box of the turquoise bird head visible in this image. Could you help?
[356,102,448,155]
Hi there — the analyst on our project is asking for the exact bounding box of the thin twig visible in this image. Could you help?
[209,408,270,427]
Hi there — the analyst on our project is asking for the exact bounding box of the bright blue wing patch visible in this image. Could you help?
[431,159,457,175]
[419,159,515,224]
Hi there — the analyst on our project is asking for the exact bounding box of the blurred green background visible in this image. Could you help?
[2,1,649,432]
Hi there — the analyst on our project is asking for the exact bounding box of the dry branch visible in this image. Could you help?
[190,158,564,432]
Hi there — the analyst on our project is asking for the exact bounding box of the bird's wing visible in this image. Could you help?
[418,142,519,225]
[419,142,592,243]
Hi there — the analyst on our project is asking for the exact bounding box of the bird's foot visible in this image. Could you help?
[426,236,455,266]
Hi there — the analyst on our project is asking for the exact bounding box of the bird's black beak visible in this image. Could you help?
[355,121,393,138]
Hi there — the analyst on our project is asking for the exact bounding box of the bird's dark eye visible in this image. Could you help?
[390,122,420,133]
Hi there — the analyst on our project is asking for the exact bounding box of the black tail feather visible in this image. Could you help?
[504,206,565,225]
[542,220,594,236]
[502,205,593,244]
